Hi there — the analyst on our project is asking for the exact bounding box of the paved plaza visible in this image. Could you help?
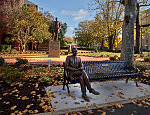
[44,80,150,115]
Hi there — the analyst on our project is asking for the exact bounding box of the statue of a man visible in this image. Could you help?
[65,47,99,102]
[52,17,61,41]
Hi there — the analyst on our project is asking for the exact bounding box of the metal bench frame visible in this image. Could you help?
[63,61,139,94]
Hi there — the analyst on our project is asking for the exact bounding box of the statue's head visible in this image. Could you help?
[55,17,58,21]
[72,47,77,56]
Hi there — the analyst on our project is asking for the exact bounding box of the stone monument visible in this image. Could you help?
[48,17,61,57]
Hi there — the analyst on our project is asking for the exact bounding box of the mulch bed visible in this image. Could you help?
[0,62,150,115]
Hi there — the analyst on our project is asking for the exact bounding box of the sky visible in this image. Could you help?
[29,0,93,38]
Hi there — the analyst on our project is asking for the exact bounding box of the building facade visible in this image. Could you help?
[0,0,38,50]
[142,8,150,51]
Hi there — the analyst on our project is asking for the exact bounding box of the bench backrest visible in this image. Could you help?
[82,61,127,73]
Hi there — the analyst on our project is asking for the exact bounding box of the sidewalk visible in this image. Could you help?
[39,80,150,115]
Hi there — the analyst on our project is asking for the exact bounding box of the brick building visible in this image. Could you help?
[0,0,38,50]
[142,8,150,51]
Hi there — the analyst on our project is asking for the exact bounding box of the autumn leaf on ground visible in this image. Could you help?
[31,91,36,94]
[3,93,8,96]
[87,110,94,114]
[97,109,104,112]
[26,105,30,109]
[101,112,106,115]
[118,92,125,95]
[93,102,96,105]
[11,106,17,110]
[71,95,75,98]
[65,102,68,104]
[113,85,118,88]
[111,93,115,95]
[109,102,115,106]
[74,102,80,104]
[114,103,124,108]
[67,94,71,96]
[22,96,28,100]
[54,101,58,104]
[35,83,38,88]
[83,106,88,108]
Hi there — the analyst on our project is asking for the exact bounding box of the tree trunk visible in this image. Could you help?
[21,44,26,52]
[101,37,104,51]
[121,0,137,68]
[135,3,140,54]
[108,35,113,51]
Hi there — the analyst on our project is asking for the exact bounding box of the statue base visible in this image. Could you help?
[48,40,60,58]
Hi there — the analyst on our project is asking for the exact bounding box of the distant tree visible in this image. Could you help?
[89,0,124,51]
[74,20,95,47]
[59,23,67,46]
[1,2,53,52]
[64,37,74,44]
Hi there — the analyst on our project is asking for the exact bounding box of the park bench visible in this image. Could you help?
[63,61,140,94]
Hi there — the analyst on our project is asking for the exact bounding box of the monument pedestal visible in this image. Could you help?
[48,40,60,58]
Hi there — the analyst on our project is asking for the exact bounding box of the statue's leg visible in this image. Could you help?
[52,32,55,40]
[56,30,58,41]
[79,75,90,102]
[82,70,100,95]
[82,70,92,90]
[79,75,86,94]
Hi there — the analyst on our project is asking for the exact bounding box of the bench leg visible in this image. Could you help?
[133,77,138,87]
[126,78,129,83]
[66,82,70,94]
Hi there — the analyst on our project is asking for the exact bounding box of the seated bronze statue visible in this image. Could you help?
[65,47,99,102]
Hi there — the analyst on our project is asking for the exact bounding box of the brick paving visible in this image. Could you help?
[3,54,110,65]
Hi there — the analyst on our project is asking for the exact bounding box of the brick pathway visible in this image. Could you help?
[2,54,109,65]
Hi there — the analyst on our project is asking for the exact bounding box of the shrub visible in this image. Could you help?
[144,57,150,62]
[140,54,144,57]
[15,58,28,65]
[0,45,12,52]
[109,56,117,61]
[0,57,5,66]
[1,67,25,83]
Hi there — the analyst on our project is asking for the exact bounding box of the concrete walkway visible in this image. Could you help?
[44,80,150,115]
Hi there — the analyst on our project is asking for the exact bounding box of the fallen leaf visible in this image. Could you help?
[65,102,68,104]
[6,102,10,104]
[67,94,71,96]
[22,96,28,100]
[93,102,96,105]
[34,110,39,113]
[83,106,88,108]
[118,92,124,95]
[26,105,30,109]
[111,93,115,95]
[101,112,106,115]
[87,110,94,114]
[54,101,58,104]
[31,91,36,94]
[97,109,104,112]
[3,93,8,96]
[74,102,80,104]
[118,95,125,99]
[11,106,17,110]
[35,83,38,88]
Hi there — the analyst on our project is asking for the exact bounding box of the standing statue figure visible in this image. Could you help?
[52,17,61,41]
[65,47,100,102]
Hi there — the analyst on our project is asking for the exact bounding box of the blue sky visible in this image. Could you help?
[29,0,93,38]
